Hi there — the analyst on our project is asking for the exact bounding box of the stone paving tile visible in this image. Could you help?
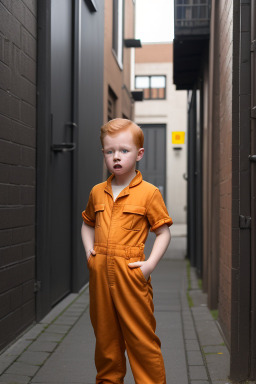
[39,294,78,324]
[204,352,229,382]
[184,328,197,339]
[192,307,214,322]
[23,324,46,341]
[0,339,33,375]
[191,381,209,384]
[185,340,200,351]
[45,324,71,334]
[182,314,194,322]
[187,350,204,365]
[203,345,227,354]
[6,361,39,376]
[194,320,223,346]
[190,291,208,307]
[17,351,49,366]
[0,373,31,383]
[212,382,231,384]
[36,332,64,343]
[27,341,58,353]
[0,360,14,375]
[0,339,31,359]
[183,323,195,332]
[61,309,84,316]
[76,296,89,303]
[53,316,79,326]
[189,365,208,380]
[70,303,86,309]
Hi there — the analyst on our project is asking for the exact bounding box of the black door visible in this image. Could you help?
[49,0,74,305]
[138,124,166,200]
[250,1,256,377]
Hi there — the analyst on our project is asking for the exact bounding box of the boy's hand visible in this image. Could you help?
[87,248,96,261]
[128,260,153,281]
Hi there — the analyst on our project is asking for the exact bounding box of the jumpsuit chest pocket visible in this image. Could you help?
[121,205,146,231]
[94,204,105,228]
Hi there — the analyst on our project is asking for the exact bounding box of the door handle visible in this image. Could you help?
[249,155,256,162]
[51,143,76,152]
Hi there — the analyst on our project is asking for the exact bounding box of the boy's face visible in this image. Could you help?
[102,129,144,178]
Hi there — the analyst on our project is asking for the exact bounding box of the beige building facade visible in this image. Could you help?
[134,43,187,223]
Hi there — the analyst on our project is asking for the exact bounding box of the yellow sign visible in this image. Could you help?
[172,131,185,144]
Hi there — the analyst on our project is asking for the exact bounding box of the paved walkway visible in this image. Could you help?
[0,227,231,384]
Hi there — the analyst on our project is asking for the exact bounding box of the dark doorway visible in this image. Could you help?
[138,124,166,200]
[49,0,74,305]
[37,0,104,320]
[250,0,256,377]
[36,0,77,318]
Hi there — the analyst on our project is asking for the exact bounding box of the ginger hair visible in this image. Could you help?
[100,118,144,149]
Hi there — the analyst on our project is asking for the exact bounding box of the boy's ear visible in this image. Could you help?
[136,148,144,162]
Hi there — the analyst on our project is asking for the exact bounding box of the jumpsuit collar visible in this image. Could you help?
[104,170,143,198]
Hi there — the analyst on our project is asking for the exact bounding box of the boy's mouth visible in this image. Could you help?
[113,164,122,169]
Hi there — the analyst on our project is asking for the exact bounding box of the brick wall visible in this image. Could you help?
[103,0,134,122]
[0,0,37,350]
[135,43,173,64]
[216,0,233,344]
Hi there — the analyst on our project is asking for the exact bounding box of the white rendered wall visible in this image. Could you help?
[134,62,187,224]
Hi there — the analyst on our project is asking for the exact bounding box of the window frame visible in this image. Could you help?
[112,0,124,69]
[135,75,167,100]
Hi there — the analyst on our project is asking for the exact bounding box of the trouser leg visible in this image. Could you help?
[88,253,126,384]
[111,257,166,384]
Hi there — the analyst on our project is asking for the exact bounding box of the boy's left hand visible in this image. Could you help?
[128,260,153,281]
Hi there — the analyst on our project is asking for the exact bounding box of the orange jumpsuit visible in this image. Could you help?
[82,171,173,384]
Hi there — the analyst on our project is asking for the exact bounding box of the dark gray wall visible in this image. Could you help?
[37,0,104,316]
[73,1,104,288]
[0,1,37,349]
[0,0,104,350]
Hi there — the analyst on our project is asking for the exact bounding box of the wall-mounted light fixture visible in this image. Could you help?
[85,0,97,12]
[124,39,142,48]
[131,90,143,101]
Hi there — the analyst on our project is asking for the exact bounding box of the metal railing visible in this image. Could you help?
[174,0,210,29]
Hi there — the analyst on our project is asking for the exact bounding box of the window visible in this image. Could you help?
[108,86,117,121]
[112,0,124,67]
[135,75,166,100]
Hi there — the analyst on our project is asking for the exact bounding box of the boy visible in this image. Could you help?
[81,118,172,384]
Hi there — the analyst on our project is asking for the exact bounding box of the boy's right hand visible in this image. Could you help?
[87,248,96,261]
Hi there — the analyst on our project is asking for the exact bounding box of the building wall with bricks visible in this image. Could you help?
[204,0,233,345]
[103,0,135,123]
[0,1,37,349]
[216,0,233,346]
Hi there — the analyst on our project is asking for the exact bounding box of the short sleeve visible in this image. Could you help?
[146,189,173,232]
[82,190,95,227]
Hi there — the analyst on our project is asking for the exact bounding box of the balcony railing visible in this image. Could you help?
[174,0,211,36]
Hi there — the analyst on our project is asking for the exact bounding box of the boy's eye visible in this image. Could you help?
[105,150,112,154]
[121,149,128,153]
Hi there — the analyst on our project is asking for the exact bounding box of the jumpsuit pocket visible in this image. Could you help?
[94,204,105,228]
[121,205,146,231]
[87,254,93,268]
[137,267,151,284]
[127,258,151,284]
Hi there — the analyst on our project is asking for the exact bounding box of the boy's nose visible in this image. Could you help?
[113,151,120,160]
